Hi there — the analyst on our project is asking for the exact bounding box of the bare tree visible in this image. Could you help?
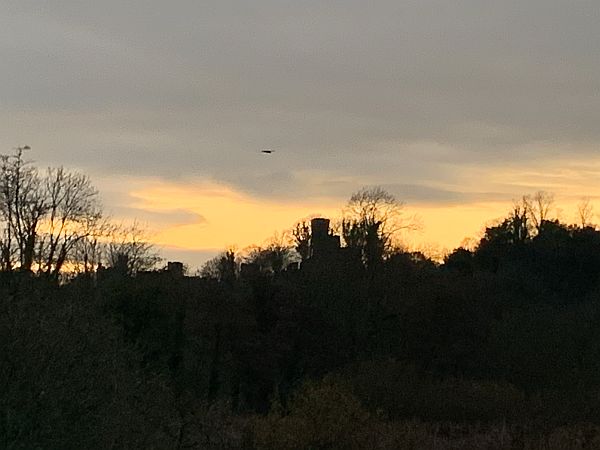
[38,167,104,276]
[577,198,595,228]
[0,153,16,269]
[522,191,555,232]
[106,221,162,275]
[342,186,420,265]
[69,219,115,274]
[0,147,48,271]
[0,147,165,278]
[18,172,48,271]
[0,149,111,275]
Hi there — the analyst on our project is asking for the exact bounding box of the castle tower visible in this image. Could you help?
[310,218,340,258]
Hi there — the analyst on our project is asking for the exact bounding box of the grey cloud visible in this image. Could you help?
[1,0,599,203]
[380,184,508,206]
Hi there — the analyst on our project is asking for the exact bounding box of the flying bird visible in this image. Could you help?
[261,149,274,154]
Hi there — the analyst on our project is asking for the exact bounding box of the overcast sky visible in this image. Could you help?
[1,1,599,266]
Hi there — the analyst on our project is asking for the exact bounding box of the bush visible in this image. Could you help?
[252,379,375,450]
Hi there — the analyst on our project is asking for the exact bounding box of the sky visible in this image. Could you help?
[1,1,600,269]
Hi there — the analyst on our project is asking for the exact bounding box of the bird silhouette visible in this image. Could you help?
[261,149,274,154]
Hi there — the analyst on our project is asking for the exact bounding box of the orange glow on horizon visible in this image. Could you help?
[119,179,514,258]
[126,180,341,251]
[105,156,600,265]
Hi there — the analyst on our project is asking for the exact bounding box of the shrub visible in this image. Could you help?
[252,378,374,450]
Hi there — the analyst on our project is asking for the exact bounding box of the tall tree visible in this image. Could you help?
[523,191,555,233]
[0,148,109,275]
[342,186,418,268]
[291,220,311,262]
[38,167,103,276]
[577,198,595,228]
[0,147,48,271]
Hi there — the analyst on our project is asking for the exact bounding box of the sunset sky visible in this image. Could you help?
[1,1,599,268]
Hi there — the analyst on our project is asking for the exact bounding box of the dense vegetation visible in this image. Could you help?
[4,153,600,448]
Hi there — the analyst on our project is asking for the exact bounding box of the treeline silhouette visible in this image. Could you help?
[5,152,600,448]
[0,148,160,278]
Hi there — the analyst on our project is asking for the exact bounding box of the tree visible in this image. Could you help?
[342,218,385,269]
[577,198,595,228]
[444,247,474,276]
[522,191,555,233]
[342,186,418,268]
[200,248,238,283]
[0,147,47,271]
[0,148,110,276]
[68,214,119,275]
[244,233,297,274]
[291,220,311,262]
[38,167,104,276]
[473,205,530,273]
[106,221,162,275]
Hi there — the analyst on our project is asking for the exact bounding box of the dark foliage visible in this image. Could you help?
[6,203,600,447]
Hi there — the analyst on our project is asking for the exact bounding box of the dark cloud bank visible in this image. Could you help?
[1,0,599,204]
